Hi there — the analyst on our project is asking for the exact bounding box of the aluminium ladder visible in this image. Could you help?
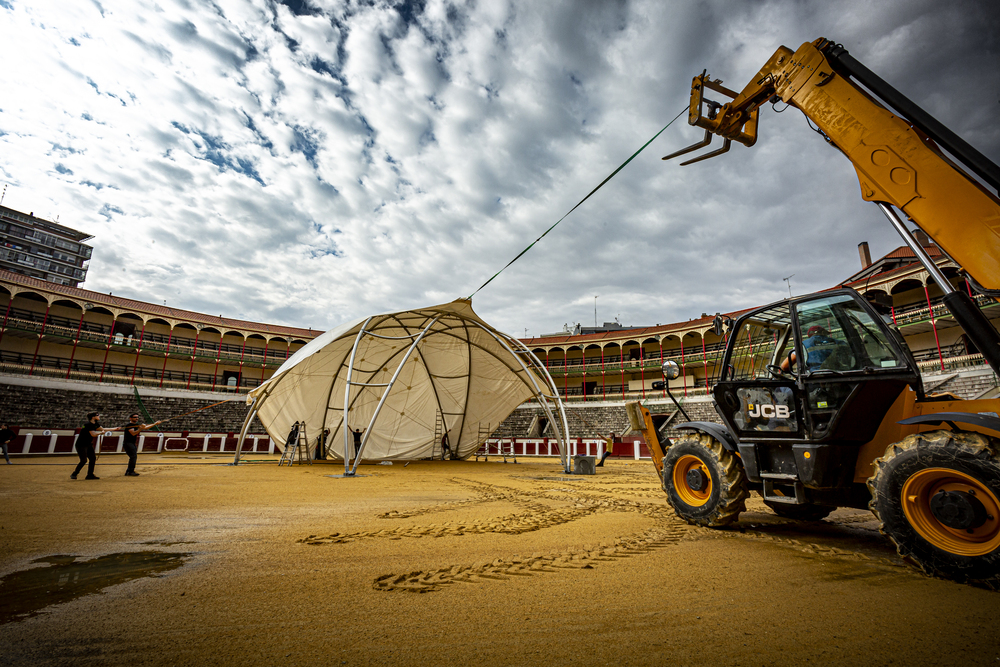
[278,423,312,466]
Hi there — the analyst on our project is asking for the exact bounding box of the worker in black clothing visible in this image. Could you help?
[351,426,364,461]
[0,422,15,464]
[596,431,615,467]
[286,421,300,457]
[72,412,119,480]
[119,413,162,476]
[316,428,330,460]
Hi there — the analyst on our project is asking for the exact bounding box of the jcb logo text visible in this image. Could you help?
[748,403,790,419]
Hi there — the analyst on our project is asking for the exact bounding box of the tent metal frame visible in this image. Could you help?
[232,306,571,471]
[343,314,441,475]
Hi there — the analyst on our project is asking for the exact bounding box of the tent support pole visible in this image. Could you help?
[351,315,442,475]
[335,314,436,467]
[383,314,451,461]
[233,381,276,465]
[504,334,572,473]
[343,317,374,476]
[232,408,257,466]
[318,369,340,458]
[453,320,474,456]
[475,325,571,473]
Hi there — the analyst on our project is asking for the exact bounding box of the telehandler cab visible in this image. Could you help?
[630,38,1000,586]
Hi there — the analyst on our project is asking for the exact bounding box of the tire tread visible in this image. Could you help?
[868,429,1000,589]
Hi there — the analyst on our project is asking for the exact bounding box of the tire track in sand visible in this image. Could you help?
[299,475,904,591]
[300,479,677,546]
[372,523,692,593]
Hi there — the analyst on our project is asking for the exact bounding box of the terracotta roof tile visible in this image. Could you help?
[884,245,943,260]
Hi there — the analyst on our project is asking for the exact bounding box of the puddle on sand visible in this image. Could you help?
[0,551,192,625]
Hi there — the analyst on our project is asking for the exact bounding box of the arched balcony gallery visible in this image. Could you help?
[0,274,314,394]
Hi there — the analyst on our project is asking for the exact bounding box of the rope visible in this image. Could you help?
[467,107,688,299]
[132,386,163,433]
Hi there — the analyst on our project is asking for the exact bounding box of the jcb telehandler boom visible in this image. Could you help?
[640,38,1000,587]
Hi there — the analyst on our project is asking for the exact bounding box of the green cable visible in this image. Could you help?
[467,107,688,300]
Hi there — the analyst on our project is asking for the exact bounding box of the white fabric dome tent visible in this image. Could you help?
[232,299,570,473]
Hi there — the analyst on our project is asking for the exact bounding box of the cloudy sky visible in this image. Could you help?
[1,0,997,338]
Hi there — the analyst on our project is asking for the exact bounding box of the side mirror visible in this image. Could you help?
[712,314,731,337]
[661,360,681,380]
[651,380,666,391]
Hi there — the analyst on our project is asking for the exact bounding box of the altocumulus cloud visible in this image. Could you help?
[0,0,997,335]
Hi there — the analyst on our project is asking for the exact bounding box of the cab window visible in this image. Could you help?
[726,303,792,381]
[794,294,905,372]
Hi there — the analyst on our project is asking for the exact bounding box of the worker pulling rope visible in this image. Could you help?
[467,107,688,299]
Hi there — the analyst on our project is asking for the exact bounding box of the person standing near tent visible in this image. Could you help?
[0,422,15,464]
[316,428,330,460]
[597,431,615,467]
[286,421,300,454]
[351,426,364,461]
[72,412,119,480]
[441,432,453,460]
[119,413,162,477]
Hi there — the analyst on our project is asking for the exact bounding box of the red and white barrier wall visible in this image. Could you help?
[3,429,274,456]
[481,436,651,460]
[4,430,650,460]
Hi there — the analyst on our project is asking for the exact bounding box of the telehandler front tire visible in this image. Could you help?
[868,429,1000,588]
[662,433,748,527]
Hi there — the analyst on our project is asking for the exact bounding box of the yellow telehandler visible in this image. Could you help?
[630,38,1000,587]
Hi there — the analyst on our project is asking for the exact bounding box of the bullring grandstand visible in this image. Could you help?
[0,234,996,458]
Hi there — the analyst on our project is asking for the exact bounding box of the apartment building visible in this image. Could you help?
[0,205,93,287]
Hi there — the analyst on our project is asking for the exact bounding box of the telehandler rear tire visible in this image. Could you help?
[868,429,1000,588]
[662,433,748,527]
[763,501,834,522]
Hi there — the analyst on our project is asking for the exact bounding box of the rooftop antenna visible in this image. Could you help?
[594,295,598,327]
[783,273,795,298]
[0,185,6,207]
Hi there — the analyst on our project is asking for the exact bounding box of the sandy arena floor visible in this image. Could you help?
[0,454,998,666]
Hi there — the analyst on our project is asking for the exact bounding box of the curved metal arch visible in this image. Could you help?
[341,316,376,475]
[321,314,400,450]
[326,315,454,459]
[503,334,572,470]
[378,312,452,461]
[364,313,548,461]
[346,322,549,393]
[335,312,448,466]
[390,318,461,461]
[476,326,571,472]
[352,315,563,464]
[232,380,278,465]
[455,318,474,454]
[347,315,442,475]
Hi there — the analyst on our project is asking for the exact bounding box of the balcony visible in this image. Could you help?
[1,312,292,368]
[0,350,262,393]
